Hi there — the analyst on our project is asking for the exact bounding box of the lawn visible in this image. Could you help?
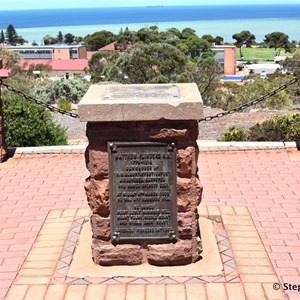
[236,47,292,61]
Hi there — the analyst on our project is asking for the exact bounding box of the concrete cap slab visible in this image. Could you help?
[78,83,203,122]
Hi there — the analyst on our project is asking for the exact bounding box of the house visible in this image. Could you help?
[211,45,236,75]
[2,44,87,60]
[21,59,89,78]
[248,63,281,75]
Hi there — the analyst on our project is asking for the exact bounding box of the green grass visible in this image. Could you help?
[236,48,292,61]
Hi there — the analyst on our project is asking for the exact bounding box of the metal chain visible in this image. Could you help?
[0,79,79,118]
[198,76,300,123]
[0,76,299,121]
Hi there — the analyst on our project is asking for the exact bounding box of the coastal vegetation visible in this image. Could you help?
[0,24,299,145]
[2,94,68,147]
[218,113,300,142]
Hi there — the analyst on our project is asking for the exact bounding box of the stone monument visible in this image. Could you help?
[79,83,204,266]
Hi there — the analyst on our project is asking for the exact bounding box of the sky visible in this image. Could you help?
[0,0,299,10]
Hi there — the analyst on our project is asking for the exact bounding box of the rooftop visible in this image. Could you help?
[0,142,299,299]
[21,59,88,71]
[3,44,85,50]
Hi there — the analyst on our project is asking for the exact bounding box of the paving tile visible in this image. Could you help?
[166,284,186,300]
[186,283,206,300]
[126,285,145,300]
[85,285,107,300]
[5,285,29,300]
[146,284,166,300]
[13,276,51,285]
[206,283,227,300]
[18,268,54,277]
[225,283,246,300]
[106,285,126,300]
[243,283,266,300]
[64,285,87,300]
[44,284,67,300]
[24,285,47,300]
[262,283,286,300]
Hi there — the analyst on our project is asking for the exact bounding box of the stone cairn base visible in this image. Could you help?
[84,120,203,266]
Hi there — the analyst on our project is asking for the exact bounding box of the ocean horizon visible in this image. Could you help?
[1,5,300,43]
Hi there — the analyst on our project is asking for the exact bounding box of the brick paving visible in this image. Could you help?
[0,147,299,299]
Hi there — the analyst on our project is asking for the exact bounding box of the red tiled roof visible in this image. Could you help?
[99,42,116,51]
[0,68,10,77]
[99,42,133,52]
[87,51,95,59]
[21,59,88,71]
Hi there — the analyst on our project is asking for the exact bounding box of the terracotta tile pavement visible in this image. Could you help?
[0,149,299,299]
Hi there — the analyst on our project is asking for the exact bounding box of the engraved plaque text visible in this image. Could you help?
[108,142,177,243]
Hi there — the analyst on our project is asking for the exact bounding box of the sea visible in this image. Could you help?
[0,5,300,44]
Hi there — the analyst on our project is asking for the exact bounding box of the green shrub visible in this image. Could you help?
[33,78,90,104]
[217,126,246,141]
[237,65,244,71]
[3,94,68,147]
[57,99,72,111]
[248,114,300,141]
[218,114,300,142]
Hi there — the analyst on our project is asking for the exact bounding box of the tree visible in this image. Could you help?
[213,36,224,45]
[0,49,21,69]
[232,30,256,59]
[106,43,187,84]
[136,27,160,44]
[57,31,63,43]
[88,51,110,82]
[43,35,58,45]
[187,57,222,105]
[2,94,67,147]
[184,36,211,58]
[5,24,18,45]
[0,30,5,44]
[264,32,291,56]
[115,27,137,51]
[181,27,196,39]
[202,34,214,43]
[64,33,75,44]
[84,30,115,51]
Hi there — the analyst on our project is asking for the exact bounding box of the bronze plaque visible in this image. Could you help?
[108,142,177,244]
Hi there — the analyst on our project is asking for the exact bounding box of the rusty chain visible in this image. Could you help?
[0,76,299,122]
[197,76,299,122]
[0,79,80,118]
